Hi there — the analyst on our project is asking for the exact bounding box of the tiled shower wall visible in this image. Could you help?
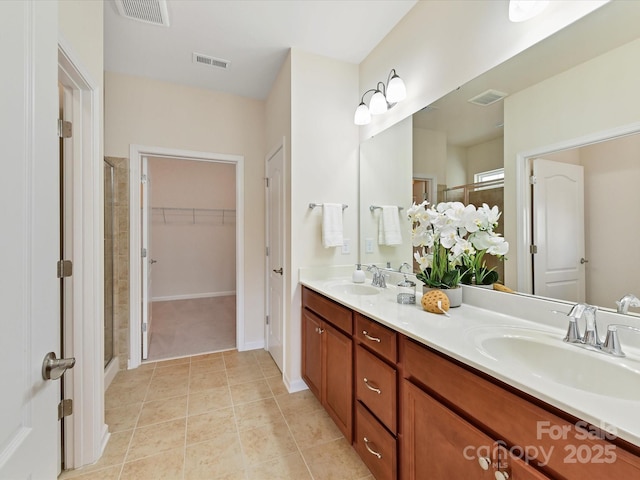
[107,156,130,370]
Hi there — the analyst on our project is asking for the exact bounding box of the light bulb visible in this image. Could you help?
[386,74,406,103]
[354,102,371,125]
[369,90,388,115]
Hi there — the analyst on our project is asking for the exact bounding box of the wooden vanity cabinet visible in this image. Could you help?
[301,287,353,442]
[400,335,640,480]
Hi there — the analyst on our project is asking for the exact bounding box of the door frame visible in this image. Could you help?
[515,121,640,294]
[129,145,245,369]
[57,38,108,469]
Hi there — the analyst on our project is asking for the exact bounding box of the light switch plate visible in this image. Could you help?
[365,238,374,253]
[342,238,350,254]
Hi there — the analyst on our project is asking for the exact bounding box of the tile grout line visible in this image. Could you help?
[224,350,249,479]
[116,361,156,480]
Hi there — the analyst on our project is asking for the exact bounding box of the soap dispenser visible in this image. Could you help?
[352,264,366,284]
[397,275,416,304]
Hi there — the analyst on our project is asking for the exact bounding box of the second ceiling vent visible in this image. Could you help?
[468,89,509,107]
[114,0,170,27]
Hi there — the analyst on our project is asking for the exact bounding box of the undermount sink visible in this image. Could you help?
[327,281,380,296]
[471,326,640,400]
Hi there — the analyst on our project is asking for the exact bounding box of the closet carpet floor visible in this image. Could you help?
[147,296,236,361]
[60,349,373,480]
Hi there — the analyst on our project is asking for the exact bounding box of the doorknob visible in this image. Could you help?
[42,352,76,380]
[150,258,158,264]
[580,258,589,264]
[273,267,283,275]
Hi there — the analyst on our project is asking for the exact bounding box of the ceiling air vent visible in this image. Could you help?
[468,89,508,106]
[114,0,170,27]
[193,53,231,70]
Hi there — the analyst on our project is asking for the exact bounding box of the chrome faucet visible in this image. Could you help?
[616,294,640,314]
[564,303,640,357]
[602,324,640,357]
[367,265,387,288]
[564,303,601,349]
[398,262,412,273]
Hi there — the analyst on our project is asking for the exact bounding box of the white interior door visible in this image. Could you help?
[266,145,285,372]
[141,157,152,359]
[532,158,586,301]
[0,1,61,477]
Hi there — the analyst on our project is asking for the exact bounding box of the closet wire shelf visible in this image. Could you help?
[151,207,236,225]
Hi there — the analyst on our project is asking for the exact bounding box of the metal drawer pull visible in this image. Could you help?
[362,330,381,342]
[363,377,381,394]
[363,437,382,459]
[314,327,324,334]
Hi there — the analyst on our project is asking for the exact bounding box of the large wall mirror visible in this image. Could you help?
[358,0,640,313]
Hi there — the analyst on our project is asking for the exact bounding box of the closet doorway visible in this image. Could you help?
[143,155,237,361]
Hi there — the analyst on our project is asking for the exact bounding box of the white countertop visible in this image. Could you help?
[299,266,640,448]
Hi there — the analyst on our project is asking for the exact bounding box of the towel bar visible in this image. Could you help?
[309,203,348,210]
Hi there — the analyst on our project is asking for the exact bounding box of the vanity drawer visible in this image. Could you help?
[354,402,397,480]
[355,313,397,362]
[302,286,353,335]
[356,344,397,433]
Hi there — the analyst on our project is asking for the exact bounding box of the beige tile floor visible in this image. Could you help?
[60,349,373,480]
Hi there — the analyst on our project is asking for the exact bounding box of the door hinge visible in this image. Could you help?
[529,175,537,185]
[141,174,148,184]
[266,315,269,325]
[57,119,72,138]
[266,246,269,256]
[265,177,269,188]
[530,245,538,254]
[142,323,147,332]
[57,260,73,278]
[142,248,147,258]
[58,399,73,420]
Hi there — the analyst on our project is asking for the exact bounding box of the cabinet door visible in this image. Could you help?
[302,309,322,400]
[496,446,551,480]
[401,380,493,480]
[324,322,353,442]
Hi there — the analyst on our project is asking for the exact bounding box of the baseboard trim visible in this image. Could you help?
[103,358,119,391]
[152,291,236,302]
[239,340,265,352]
[285,375,309,394]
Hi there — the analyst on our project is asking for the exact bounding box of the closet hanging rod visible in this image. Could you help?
[308,203,348,210]
[369,205,404,212]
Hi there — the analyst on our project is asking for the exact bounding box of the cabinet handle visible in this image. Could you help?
[363,437,382,459]
[362,330,381,342]
[494,471,509,480]
[478,457,491,471]
[318,328,325,334]
[363,377,381,394]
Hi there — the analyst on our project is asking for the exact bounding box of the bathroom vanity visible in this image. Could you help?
[300,270,640,480]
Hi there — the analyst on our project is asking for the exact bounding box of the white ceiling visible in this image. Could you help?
[104,0,418,100]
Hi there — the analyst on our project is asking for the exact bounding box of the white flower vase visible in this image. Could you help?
[422,286,463,308]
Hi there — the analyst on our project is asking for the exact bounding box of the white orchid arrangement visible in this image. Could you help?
[407,201,509,288]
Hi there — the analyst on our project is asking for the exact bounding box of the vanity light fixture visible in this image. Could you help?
[508,0,549,22]
[354,69,407,125]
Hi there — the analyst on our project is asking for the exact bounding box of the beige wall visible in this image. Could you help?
[414,127,446,182]
[148,158,236,300]
[503,37,640,288]
[287,50,360,387]
[467,137,504,184]
[358,0,605,140]
[104,72,266,350]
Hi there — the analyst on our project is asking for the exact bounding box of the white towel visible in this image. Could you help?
[378,206,402,245]
[322,203,344,248]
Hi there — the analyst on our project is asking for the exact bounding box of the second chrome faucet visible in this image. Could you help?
[564,302,640,357]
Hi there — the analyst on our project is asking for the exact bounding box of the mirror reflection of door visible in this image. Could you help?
[531,158,585,302]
